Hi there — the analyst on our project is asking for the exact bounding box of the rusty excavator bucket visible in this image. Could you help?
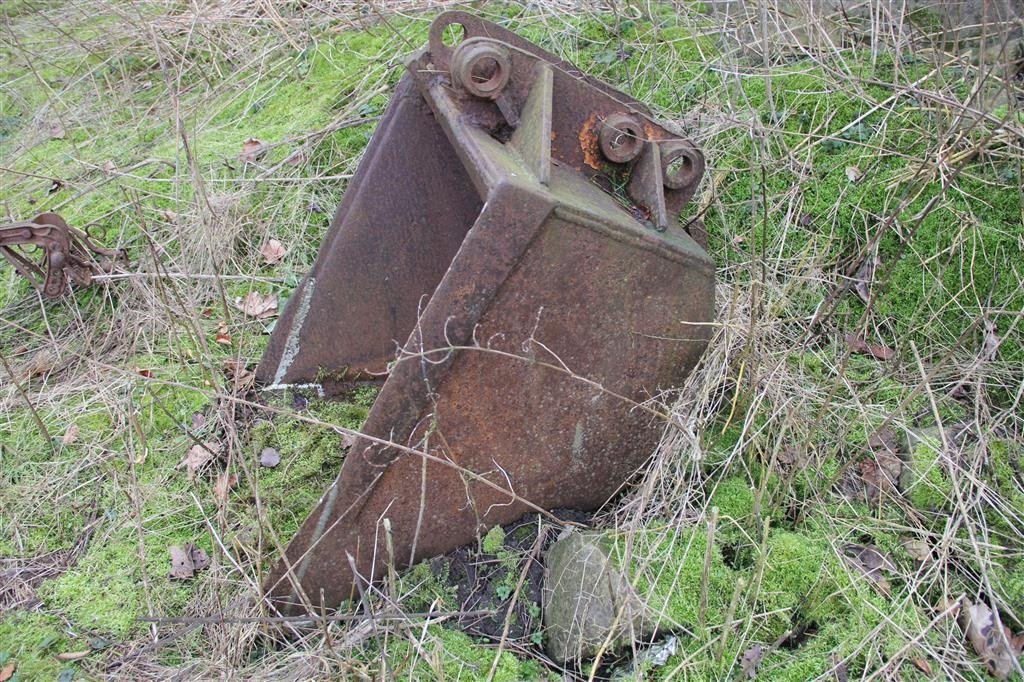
[257,12,715,614]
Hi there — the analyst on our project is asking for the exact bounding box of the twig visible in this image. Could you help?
[137,608,494,626]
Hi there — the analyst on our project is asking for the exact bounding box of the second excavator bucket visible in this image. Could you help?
[256,12,715,614]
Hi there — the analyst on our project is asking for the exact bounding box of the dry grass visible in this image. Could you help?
[1,0,1022,680]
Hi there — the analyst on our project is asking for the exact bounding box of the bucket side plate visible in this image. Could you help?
[256,76,483,393]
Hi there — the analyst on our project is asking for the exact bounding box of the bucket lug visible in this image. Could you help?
[509,62,554,186]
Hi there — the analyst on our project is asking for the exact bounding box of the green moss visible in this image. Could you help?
[985,438,1024,550]
[906,6,946,35]
[685,48,1023,361]
[479,523,521,596]
[648,520,932,681]
[2,344,374,641]
[0,612,84,680]
[989,439,1023,500]
[368,625,547,680]
[992,562,1024,618]
[1,0,61,17]
[185,26,414,167]
[757,530,854,640]
[702,422,744,469]
[400,560,458,612]
[906,439,953,511]
[482,525,506,555]
[2,368,213,636]
[0,368,203,555]
[613,525,736,629]
[710,477,756,525]
[250,393,375,542]
[39,528,198,636]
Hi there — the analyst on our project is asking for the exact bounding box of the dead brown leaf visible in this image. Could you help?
[20,348,57,380]
[239,137,267,163]
[62,424,80,445]
[845,333,894,361]
[236,291,278,320]
[937,596,963,619]
[49,122,65,139]
[852,253,880,304]
[215,321,232,346]
[222,359,255,392]
[191,412,206,430]
[844,165,862,183]
[101,159,117,174]
[180,441,219,479]
[740,644,763,678]
[982,319,1001,361]
[875,449,904,487]
[1012,632,1024,657]
[221,359,246,376]
[214,472,239,504]
[842,543,896,596]
[168,543,210,580]
[776,448,795,470]
[55,650,91,662]
[868,426,900,455]
[959,598,1021,679]
[284,149,306,166]
[901,536,931,563]
[831,653,848,682]
[259,238,288,265]
[0,662,14,682]
[229,371,252,391]
[911,657,933,676]
[841,449,903,504]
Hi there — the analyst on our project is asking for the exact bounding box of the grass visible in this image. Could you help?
[1,0,1022,679]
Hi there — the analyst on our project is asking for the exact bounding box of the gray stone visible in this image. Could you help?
[542,531,656,663]
[903,425,944,453]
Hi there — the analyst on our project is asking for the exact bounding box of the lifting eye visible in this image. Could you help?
[660,142,702,190]
[599,113,644,163]
[451,41,511,100]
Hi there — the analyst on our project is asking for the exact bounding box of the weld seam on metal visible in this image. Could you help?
[260,382,325,397]
[552,206,713,269]
[294,481,341,587]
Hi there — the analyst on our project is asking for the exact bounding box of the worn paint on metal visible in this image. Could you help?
[257,11,716,614]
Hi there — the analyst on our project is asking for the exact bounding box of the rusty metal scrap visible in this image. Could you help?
[257,12,715,614]
[0,213,123,298]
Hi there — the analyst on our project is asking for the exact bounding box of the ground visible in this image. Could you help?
[1,1,1022,680]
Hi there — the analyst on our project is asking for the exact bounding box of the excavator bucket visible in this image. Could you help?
[257,12,715,614]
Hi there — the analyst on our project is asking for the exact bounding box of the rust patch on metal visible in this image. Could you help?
[578,112,603,170]
[644,121,669,142]
[257,11,715,615]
